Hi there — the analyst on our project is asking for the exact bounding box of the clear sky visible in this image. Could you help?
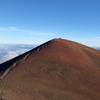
[0,0,100,47]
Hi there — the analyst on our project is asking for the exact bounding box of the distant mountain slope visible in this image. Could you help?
[0,38,100,100]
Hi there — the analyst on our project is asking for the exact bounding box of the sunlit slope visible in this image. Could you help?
[0,38,100,100]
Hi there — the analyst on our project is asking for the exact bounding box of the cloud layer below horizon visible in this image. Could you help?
[0,44,36,64]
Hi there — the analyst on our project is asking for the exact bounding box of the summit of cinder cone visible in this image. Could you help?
[0,38,100,100]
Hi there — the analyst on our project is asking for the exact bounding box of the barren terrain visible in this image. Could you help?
[0,38,100,100]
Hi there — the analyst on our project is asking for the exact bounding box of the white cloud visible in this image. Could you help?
[29,31,55,36]
[0,27,18,31]
[4,51,18,59]
[0,44,35,64]
[8,27,18,31]
[0,26,55,36]
[0,51,18,63]
[15,48,30,54]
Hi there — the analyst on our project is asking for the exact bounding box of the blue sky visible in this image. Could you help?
[0,0,100,46]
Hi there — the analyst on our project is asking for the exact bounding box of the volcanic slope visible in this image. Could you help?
[0,38,100,100]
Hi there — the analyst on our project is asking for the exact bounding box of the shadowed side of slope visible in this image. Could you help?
[0,39,53,79]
